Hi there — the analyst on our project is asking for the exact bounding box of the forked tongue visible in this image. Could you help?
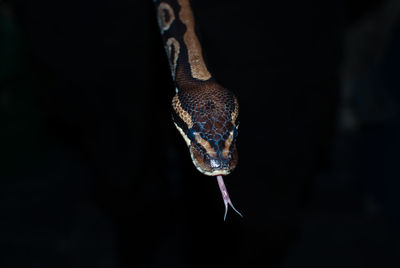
[216,175,243,221]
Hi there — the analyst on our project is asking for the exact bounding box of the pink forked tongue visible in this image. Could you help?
[216,175,243,221]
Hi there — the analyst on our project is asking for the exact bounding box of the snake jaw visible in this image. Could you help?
[189,146,231,176]
[188,141,238,176]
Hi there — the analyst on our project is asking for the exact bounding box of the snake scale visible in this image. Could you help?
[153,0,242,219]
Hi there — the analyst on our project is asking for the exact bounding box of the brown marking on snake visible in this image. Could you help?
[177,0,211,81]
[166,37,180,79]
[231,97,239,123]
[157,2,175,33]
[172,94,193,128]
[194,133,217,158]
[222,131,234,159]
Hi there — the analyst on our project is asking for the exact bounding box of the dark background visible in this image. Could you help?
[1,0,399,267]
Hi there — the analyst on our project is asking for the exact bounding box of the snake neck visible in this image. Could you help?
[154,0,214,91]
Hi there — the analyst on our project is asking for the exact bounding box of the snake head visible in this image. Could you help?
[172,84,239,176]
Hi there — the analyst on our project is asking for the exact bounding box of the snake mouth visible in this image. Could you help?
[189,143,237,176]
[190,155,232,176]
[198,168,230,176]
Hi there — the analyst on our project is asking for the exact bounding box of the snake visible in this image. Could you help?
[153,0,242,220]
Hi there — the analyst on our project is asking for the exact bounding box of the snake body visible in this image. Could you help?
[155,0,239,176]
[154,0,241,219]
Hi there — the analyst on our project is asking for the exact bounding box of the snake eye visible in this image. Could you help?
[233,127,238,138]
[187,128,196,141]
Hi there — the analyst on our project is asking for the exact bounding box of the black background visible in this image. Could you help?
[1,0,399,267]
